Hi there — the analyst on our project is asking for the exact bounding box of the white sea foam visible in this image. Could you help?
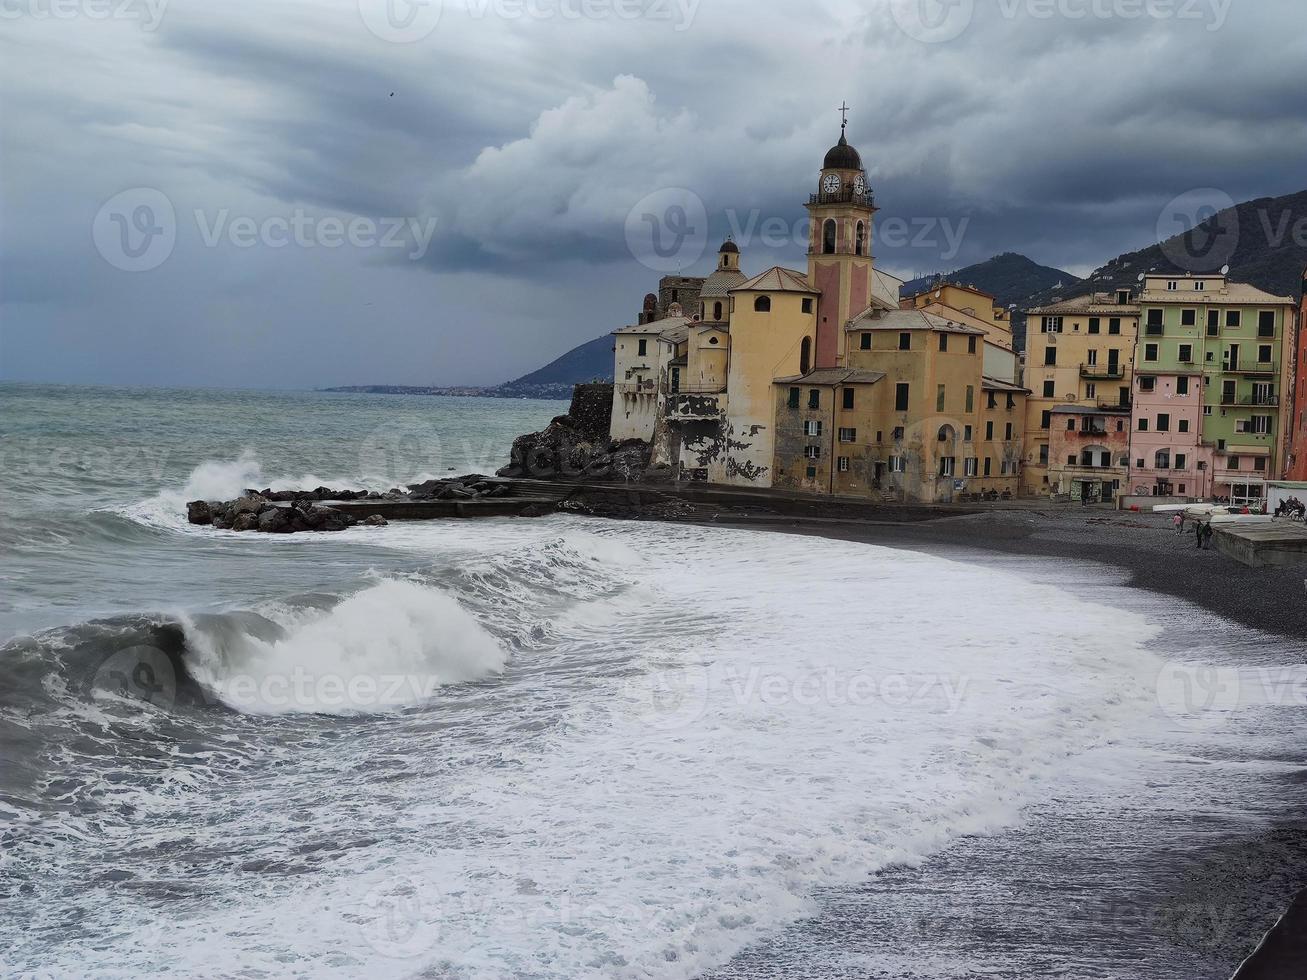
[183,579,506,714]
[7,519,1297,979]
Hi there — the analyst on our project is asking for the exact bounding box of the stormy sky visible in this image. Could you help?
[2,0,1304,388]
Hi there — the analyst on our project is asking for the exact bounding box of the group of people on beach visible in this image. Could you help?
[1173,512,1215,549]
[1273,497,1306,520]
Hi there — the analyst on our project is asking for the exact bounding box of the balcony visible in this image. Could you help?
[618,381,657,396]
[1223,363,1276,377]
[807,189,876,209]
[1097,398,1133,411]
[1080,362,1124,381]
[1219,394,1279,407]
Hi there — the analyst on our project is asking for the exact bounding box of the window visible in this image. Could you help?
[1250,415,1272,435]
[984,457,992,476]
[1138,418,1149,432]
[1156,413,1170,432]
[1179,344,1193,363]
[1254,457,1267,471]
[889,456,905,473]
[787,387,799,409]
[1040,410,1051,430]
[1087,349,1098,366]
[803,445,821,459]
[822,219,836,255]
[965,385,974,413]
[860,332,871,350]
[1044,347,1057,366]
[1086,383,1097,398]
[964,458,978,477]
[1139,376,1156,392]
[1177,376,1190,395]
[855,222,865,256]
[938,425,953,442]
[802,298,814,315]
[939,457,955,477]
[754,296,771,312]
[1181,309,1197,327]
[1259,311,1276,337]
[1155,450,1170,470]
[892,426,904,440]
[1041,316,1064,333]
[987,393,997,409]
[1176,454,1187,470]
[1179,419,1189,433]
[837,456,850,473]
[1042,380,1055,398]
[1207,310,1220,336]
[808,389,821,409]
[1204,405,1213,416]
[1067,418,1077,431]
[1117,290,1131,305]
[1226,310,1241,328]
[1136,458,1145,469]
[838,427,856,442]
[803,419,824,437]
[1146,309,1163,334]
[1228,456,1240,470]
[713,301,723,320]
[899,332,912,351]
[939,334,949,352]
[968,336,977,354]
[806,466,817,479]
[1259,345,1273,364]
[1039,444,1050,464]
[1116,420,1125,432]
[895,384,909,412]
[637,338,648,356]
[1109,318,1122,335]
[985,420,994,440]
[1067,455,1077,466]
[842,388,855,410]
[1005,422,1013,440]
[1088,317,1101,335]
[1167,281,1178,291]
[799,337,812,375]
[1195,281,1206,291]
[936,385,946,412]
[1144,343,1159,362]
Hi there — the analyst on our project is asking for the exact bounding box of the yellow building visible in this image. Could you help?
[1020,290,1140,499]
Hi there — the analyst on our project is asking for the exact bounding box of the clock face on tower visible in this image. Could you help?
[853,174,866,196]
[822,173,841,194]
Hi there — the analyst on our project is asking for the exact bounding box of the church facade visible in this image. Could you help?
[610,126,1029,504]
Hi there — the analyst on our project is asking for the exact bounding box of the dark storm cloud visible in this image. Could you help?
[1,0,1304,388]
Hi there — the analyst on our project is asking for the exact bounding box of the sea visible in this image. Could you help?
[2,381,1305,979]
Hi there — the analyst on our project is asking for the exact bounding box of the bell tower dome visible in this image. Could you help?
[806,104,877,369]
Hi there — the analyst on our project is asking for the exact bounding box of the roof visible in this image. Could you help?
[1027,292,1139,315]
[614,314,689,336]
[718,239,739,254]
[1050,404,1132,416]
[908,281,999,305]
[823,132,862,171]
[774,367,885,386]
[699,267,748,299]
[982,377,1029,394]
[733,266,818,294]
[917,301,1010,336]
[1137,282,1296,305]
[659,321,690,344]
[846,307,985,336]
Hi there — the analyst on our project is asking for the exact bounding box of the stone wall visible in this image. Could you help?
[568,382,615,441]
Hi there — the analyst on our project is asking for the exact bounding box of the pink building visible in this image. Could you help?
[1128,370,1213,499]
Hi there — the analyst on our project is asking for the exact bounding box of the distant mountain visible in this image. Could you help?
[1022,189,1307,335]
[901,252,1082,351]
[504,333,613,389]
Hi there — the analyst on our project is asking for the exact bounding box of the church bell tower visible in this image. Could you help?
[806,104,876,369]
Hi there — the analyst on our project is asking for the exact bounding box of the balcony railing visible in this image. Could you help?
[1219,394,1279,407]
[1097,398,1133,411]
[1223,364,1276,376]
[807,189,876,209]
[618,381,657,395]
[1080,362,1124,380]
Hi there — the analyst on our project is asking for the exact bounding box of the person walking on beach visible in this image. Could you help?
[1173,512,1184,534]
[1195,520,1205,549]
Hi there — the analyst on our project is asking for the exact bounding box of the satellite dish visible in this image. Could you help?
[1137,273,1145,282]
[1220,264,1230,275]
[934,290,942,299]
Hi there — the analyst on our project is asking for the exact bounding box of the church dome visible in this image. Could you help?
[718,239,739,254]
[823,132,862,171]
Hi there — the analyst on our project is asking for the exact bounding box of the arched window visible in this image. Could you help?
[938,425,955,443]
[713,301,723,320]
[855,221,865,256]
[754,296,771,313]
[799,337,812,375]
[1155,450,1171,470]
[822,219,837,255]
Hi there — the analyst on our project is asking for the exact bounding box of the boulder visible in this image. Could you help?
[231,512,259,532]
[257,507,293,533]
[311,505,354,532]
[362,514,388,526]
[186,500,213,525]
